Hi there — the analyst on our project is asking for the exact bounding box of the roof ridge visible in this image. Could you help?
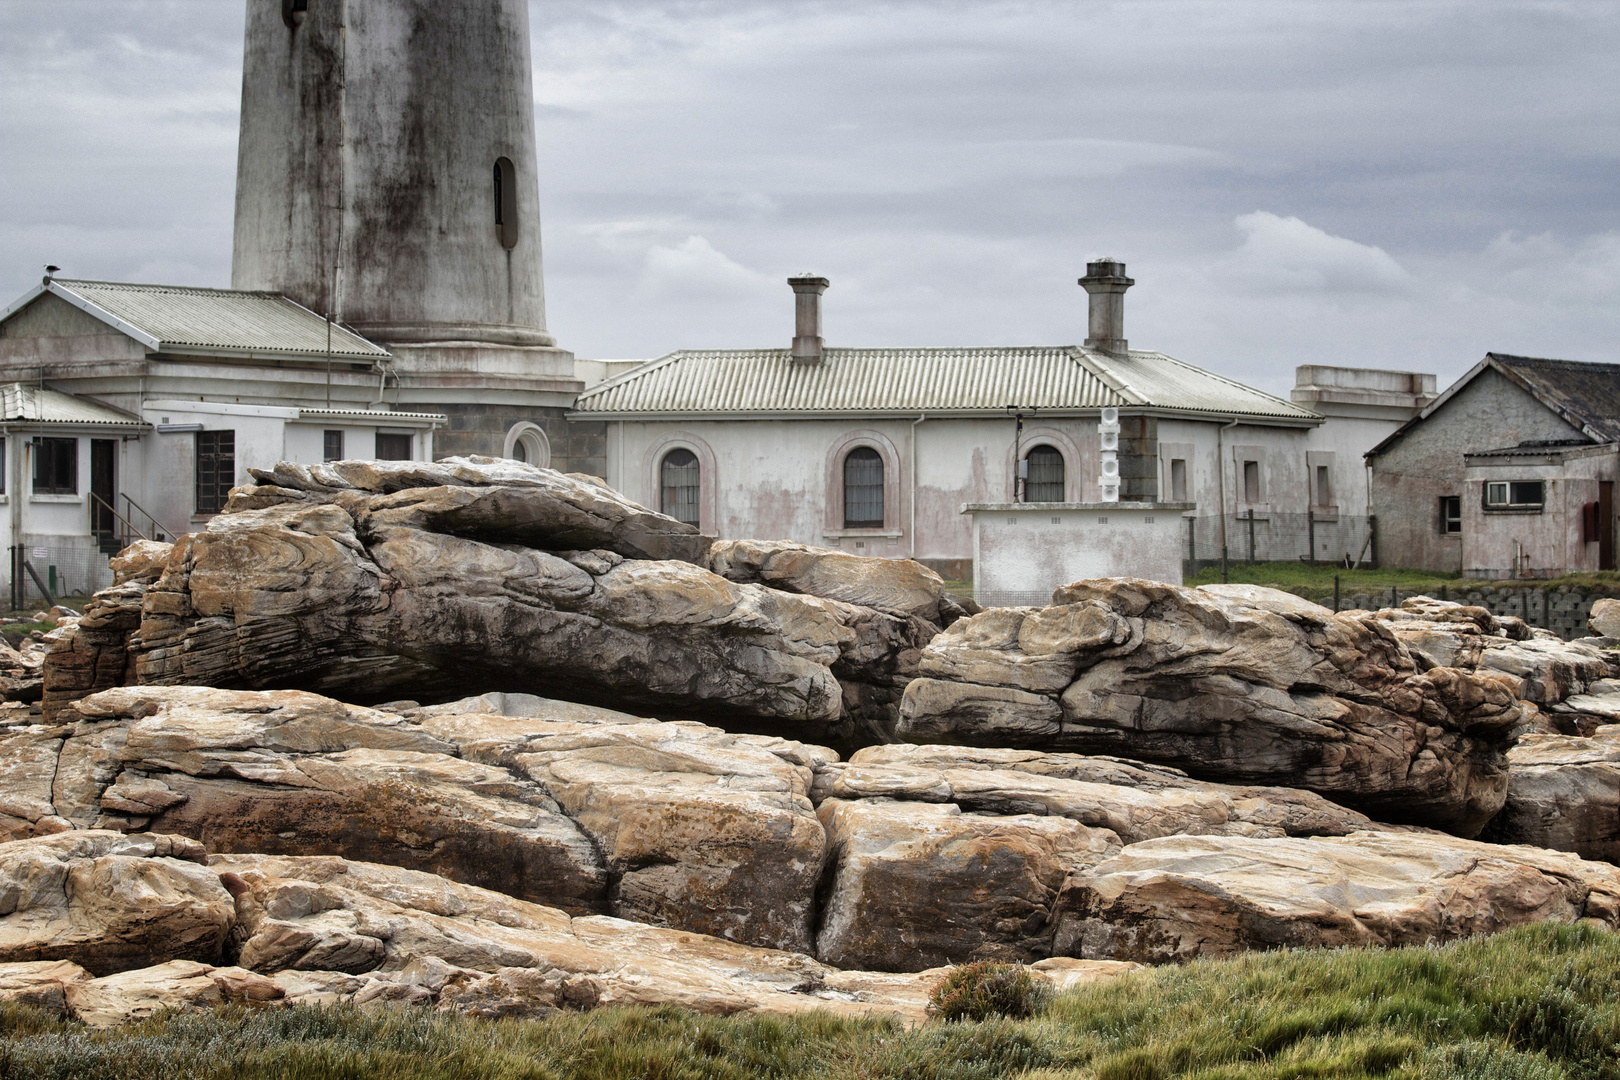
[53,278,287,299]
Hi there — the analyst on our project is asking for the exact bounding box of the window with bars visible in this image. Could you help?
[660,449,701,526]
[33,438,76,495]
[843,447,884,528]
[323,430,344,462]
[195,430,235,515]
[1025,445,1064,502]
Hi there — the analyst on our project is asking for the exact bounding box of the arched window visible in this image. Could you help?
[660,449,701,526]
[282,0,308,28]
[843,447,884,528]
[505,423,550,468]
[1025,445,1065,502]
[493,157,519,248]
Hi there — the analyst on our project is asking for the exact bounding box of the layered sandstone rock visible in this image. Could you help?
[1482,727,1620,864]
[0,836,1141,1026]
[897,580,1524,835]
[0,831,233,975]
[1051,830,1620,964]
[814,798,1118,972]
[1,687,835,953]
[39,459,964,744]
[1376,596,1612,707]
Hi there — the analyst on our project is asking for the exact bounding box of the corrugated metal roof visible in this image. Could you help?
[572,345,1318,421]
[46,279,389,360]
[0,383,149,426]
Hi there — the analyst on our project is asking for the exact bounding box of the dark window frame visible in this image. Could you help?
[323,430,344,462]
[843,447,885,528]
[494,157,519,249]
[194,430,235,515]
[1440,495,1461,534]
[374,432,413,461]
[660,448,701,527]
[33,437,78,495]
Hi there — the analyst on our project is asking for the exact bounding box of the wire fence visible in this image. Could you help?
[1185,511,1375,576]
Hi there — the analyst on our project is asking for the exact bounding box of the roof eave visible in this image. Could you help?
[44,282,163,350]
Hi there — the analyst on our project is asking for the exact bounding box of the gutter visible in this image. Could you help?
[910,413,926,558]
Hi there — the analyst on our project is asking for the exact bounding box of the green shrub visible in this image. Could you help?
[927,961,1050,1022]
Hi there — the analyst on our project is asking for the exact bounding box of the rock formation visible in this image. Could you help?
[43,459,961,746]
[897,581,1524,835]
[1051,830,1620,964]
[1482,726,1620,864]
[0,831,1140,1027]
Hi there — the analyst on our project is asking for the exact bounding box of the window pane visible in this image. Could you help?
[375,433,412,460]
[1486,482,1508,505]
[1025,445,1064,502]
[844,447,884,527]
[195,430,235,514]
[34,437,77,494]
[1441,496,1461,533]
[660,449,700,526]
[1510,481,1544,505]
[323,430,343,462]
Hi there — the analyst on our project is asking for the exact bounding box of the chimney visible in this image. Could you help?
[1078,258,1134,354]
[788,274,829,364]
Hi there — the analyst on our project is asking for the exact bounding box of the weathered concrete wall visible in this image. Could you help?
[232,0,551,347]
[1461,447,1617,578]
[439,406,600,473]
[1369,368,1587,573]
[968,502,1191,604]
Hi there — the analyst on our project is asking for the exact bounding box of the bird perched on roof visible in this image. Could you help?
[43,265,59,281]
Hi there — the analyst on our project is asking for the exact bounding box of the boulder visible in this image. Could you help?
[239,456,712,563]
[1590,597,1620,638]
[709,538,960,625]
[101,492,911,743]
[3,686,835,953]
[814,798,1119,971]
[64,959,284,1027]
[897,579,1524,836]
[1377,596,1611,706]
[1481,731,1620,864]
[0,831,233,975]
[40,581,146,722]
[1051,830,1620,964]
[0,959,91,1014]
[817,744,1375,841]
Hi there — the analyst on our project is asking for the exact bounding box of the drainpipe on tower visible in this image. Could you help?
[1217,418,1240,582]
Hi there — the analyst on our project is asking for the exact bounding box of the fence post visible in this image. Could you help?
[1246,508,1256,564]
[1333,573,1340,613]
[1368,514,1378,569]
[1307,508,1315,565]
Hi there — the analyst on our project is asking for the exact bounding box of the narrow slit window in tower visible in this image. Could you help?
[283,0,309,28]
[494,157,519,248]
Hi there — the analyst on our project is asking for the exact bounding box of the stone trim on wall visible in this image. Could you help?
[642,431,719,536]
[823,429,903,537]
[502,422,551,468]
[1004,427,1086,503]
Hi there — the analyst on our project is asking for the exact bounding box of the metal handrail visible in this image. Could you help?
[120,493,172,542]
[89,491,151,545]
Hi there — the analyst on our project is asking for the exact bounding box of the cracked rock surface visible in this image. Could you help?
[897,580,1526,836]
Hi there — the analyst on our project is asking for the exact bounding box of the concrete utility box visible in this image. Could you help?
[963,501,1195,606]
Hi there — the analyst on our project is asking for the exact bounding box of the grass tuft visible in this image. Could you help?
[928,961,1051,1022]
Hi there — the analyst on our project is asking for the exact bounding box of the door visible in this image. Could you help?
[1601,481,1614,571]
[90,439,115,540]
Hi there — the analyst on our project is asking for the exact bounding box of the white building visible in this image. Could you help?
[0,278,445,598]
[570,264,1435,584]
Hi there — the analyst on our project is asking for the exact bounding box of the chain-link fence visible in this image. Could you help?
[1184,511,1375,577]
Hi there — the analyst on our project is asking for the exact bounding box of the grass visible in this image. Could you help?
[2,923,1617,1079]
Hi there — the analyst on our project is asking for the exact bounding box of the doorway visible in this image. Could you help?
[1601,481,1614,571]
[90,439,116,552]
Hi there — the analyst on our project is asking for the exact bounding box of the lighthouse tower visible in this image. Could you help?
[231,0,581,462]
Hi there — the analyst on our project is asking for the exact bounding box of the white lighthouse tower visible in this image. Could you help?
[231,0,581,461]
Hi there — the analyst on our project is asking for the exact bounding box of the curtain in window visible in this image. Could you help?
[843,448,884,527]
[1025,445,1064,502]
[661,449,701,526]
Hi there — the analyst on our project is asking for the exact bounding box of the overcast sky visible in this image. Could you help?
[1,1,1616,394]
